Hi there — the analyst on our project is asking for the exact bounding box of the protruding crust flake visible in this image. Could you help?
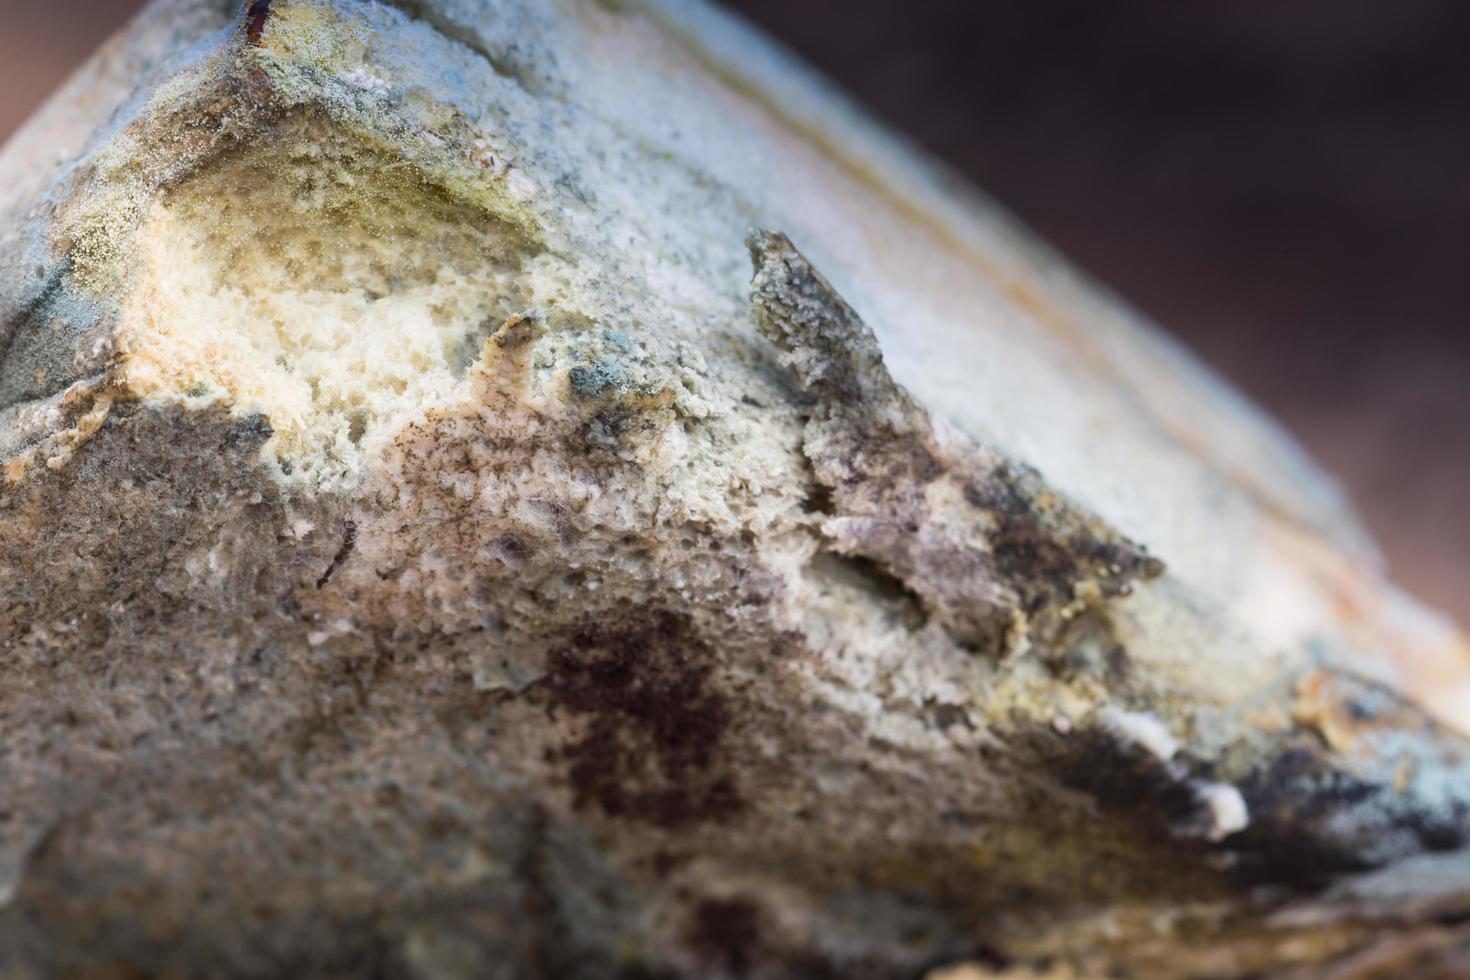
[749,229,1163,654]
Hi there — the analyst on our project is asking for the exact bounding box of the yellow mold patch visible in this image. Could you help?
[116,110,538,483]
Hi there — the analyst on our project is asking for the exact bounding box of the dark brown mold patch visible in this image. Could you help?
[1034,721,1199,824]
[244,0,272,45]
[687,897,761,976]
[543,609,743,829]
[683,895,851,980]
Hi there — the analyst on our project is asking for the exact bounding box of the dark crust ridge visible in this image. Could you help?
[748,228,1163,655]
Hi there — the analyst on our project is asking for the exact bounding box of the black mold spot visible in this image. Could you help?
[801,483,834,516]
[1040,723,1197,820]
[1020,718,1263,865]
[543,609,743,829]
[225,413,274,452]
[1231,741,1469,885]
[687,897,761,976]
[568,363,625,400]
[967,472,1088,614]
[686,894,853,980]
[966,463,1162,615]
[316,520,357,589]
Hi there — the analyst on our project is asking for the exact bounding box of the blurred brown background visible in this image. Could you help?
[3,0,1466,624]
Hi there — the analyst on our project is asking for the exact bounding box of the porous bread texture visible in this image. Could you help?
[118,110,535,480]
[5,0,1470,976]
